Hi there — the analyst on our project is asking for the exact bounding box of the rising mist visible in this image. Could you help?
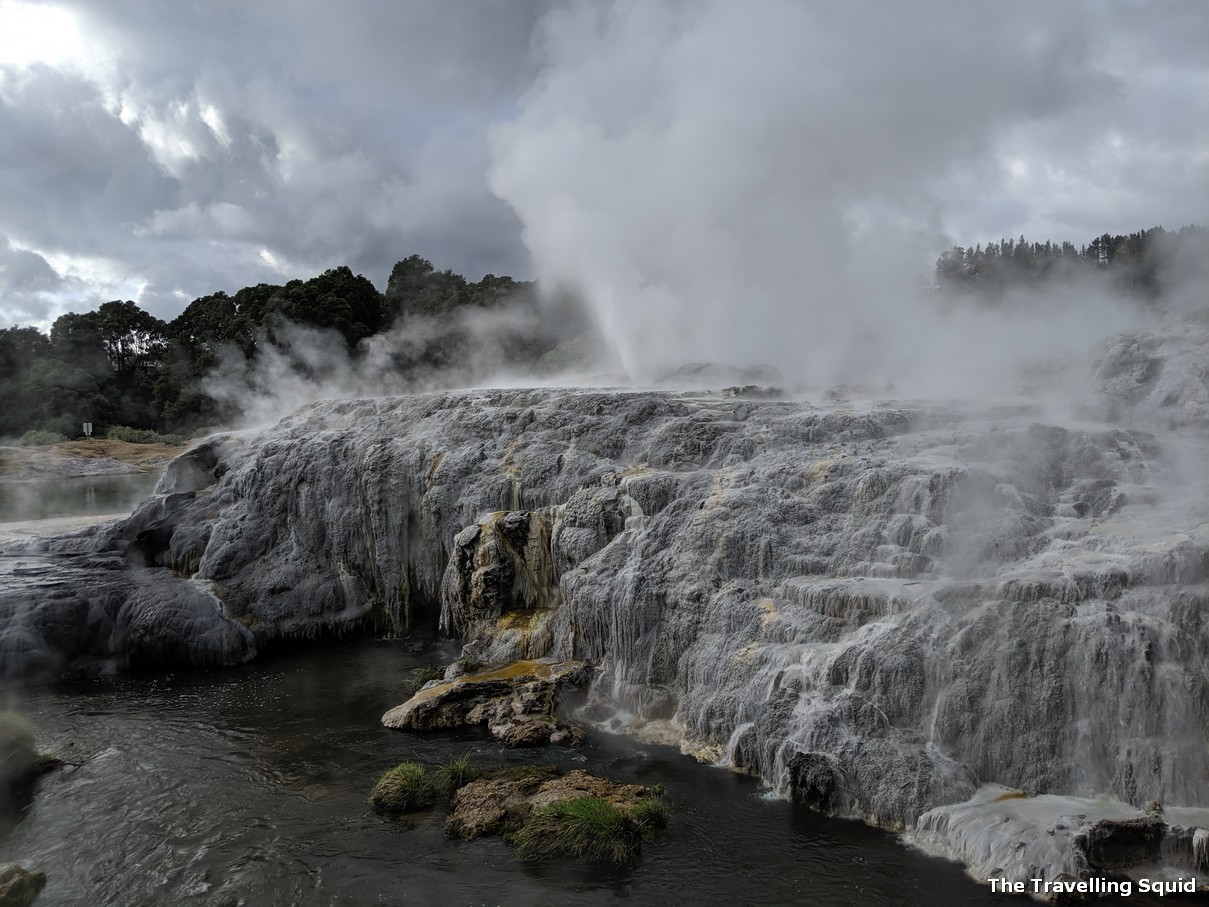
[488,0,1201,397]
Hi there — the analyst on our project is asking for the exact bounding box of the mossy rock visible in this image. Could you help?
[0,865,47,907]
[445,766,669,860]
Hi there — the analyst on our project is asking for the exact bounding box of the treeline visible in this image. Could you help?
[0,255,585,441]
[935,224,1208,302]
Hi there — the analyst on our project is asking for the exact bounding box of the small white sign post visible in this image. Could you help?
[82,421,93,437]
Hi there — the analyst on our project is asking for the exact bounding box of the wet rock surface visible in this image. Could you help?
[381,660,588,747]
[4,326,1209,883]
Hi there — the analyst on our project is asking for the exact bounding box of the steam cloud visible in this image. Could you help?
[201,301,584,430]
[489,0,1195,395]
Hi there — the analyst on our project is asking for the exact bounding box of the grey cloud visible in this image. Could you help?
[0,233,72,327]
[0,1,545,326]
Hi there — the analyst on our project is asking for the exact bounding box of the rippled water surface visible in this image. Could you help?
[0,638,1024,907]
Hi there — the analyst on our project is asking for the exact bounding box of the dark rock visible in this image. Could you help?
[1077,816,1166,871]
[787,752,839,811]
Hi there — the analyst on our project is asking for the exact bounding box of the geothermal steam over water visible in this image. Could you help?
[1,1,1208,904]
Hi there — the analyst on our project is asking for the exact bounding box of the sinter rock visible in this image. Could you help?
[4,328,1209,885]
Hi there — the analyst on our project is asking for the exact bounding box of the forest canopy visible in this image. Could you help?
[934,224,1208,303]
[0,257,584,441]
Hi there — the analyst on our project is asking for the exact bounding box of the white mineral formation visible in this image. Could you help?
[2,320,1208,887]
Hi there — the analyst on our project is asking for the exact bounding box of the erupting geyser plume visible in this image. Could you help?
[490,0,1200,394]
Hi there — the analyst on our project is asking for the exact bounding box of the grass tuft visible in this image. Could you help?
[511,797,642,865]
[400,664,446,698]
[629,796,670,837]
[433,755,484,796]
[368,762,438,813]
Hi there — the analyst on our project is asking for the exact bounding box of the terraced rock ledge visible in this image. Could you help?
[4,322,1209,891]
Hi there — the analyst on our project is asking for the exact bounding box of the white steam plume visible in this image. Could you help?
[489,0,1149,394]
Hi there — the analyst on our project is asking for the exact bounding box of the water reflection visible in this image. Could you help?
[0,473,162,523]
[0,639,1025,907]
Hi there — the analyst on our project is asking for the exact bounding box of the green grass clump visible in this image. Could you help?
[368,762,438,814]
[512,797,642,865]
[433,755,483,796]
[629,796,670,837]
[412,664,445,686]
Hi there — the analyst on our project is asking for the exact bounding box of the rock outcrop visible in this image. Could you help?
[4,324,1209,885]
[445,766,656,841]
[381,660,588,747]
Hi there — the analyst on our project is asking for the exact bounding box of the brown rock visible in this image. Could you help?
[381,660,589,748]
[445,767,656,841]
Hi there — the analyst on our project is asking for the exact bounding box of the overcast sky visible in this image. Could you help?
[0,0,1206,334]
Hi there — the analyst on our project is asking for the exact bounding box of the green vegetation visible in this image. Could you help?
[0,255,591,441]
[511,796,647,865]
[400,663,445,698]
[935,223,1208,304]
[628,796,671,836]
[369,755,487,814]
[15,429,66,446]
[1,223,1203,442]
[106,425,184,445]
[432,755,484,797]
[368,762,438,813]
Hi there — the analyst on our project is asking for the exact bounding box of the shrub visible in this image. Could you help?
[368,762,438,813]
[106,426,184,445]
[511,797,642,865]
[15,430,66,447]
